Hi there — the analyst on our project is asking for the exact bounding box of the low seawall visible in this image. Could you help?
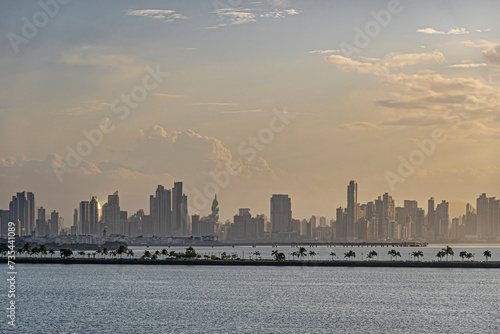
[11,258,500,268]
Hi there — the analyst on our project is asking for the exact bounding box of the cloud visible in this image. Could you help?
[325,51,444,76]
[150,93,185,100]
[220,109,263,114]
[193,102,240,106]
[61,46,138,68]
[461,40,496,48]
[308,50,342,54]
[447,63,488,68]
[60,100,111,116]
[417,27,469,35]
[482,45,500,66]
[416,28,445,35]
[209,7,299,28]
[126,9,187,22]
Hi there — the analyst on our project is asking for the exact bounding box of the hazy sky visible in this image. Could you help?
[1,0,500,225]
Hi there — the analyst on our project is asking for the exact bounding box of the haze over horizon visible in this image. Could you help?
[1,0,500,225]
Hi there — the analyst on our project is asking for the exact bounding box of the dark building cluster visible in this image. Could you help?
[1,180,499,243]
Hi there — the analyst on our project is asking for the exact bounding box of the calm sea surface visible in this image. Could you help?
[2,261,500,333]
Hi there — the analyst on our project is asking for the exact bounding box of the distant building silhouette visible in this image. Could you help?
[270,194,292,233]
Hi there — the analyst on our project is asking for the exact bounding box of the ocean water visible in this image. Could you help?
[2,264,500,333]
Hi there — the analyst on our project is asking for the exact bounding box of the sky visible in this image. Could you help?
[1,0,500,226]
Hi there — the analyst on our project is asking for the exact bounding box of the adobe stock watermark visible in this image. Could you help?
[7,0,71,54]
[384,74,500,191]
[339,0,408,57]
[188,107,296,214]
[52,65,169,182]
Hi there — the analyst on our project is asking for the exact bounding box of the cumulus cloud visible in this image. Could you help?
[417,27,469,35]
[126,9,187,22]
[308,50,342,54]
[325,51,444,76]
[208,7,299,29]
[447,63,488,68]
[482,45,500,66]
[461,40,496,48]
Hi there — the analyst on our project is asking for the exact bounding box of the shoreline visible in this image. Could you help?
[11,258,500,268]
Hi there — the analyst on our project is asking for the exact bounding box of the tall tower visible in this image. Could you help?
[150,185,172,237]
[89,196,100,236]
[171,182,188,237]
[50,210,60,236]
[428,197,435,240]
[79,201,89,235]
[270,194,292,233]
[347,180,358,240]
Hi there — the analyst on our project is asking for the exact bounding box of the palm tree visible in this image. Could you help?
[161,249,168,259]
[21,243,31,257]
[96,249,102,258]
[329,252,337,261]
[368,250,378,261]
[40,245,47,257]
[116,245,128,259]
[127,249,134,258]
[141,250,152,260]
[483,250,492,261]
[298,247,307,260]
[277,252,286,261]
[78,251,86,258]
[466,252,474,261]
[169,250,176,258]
[436,250,446,261]
[309,251,316,260]
[411,251,423,261]
[344,250,356,261]
[60,249,73,258]
[254,251,261,260]
[271,250,279,261]
[102,248,108,258]
[442,246,454,261]
[394,251,401,261]
[49,249,55,258]
[289,252,297,260]
[388,249,396,261]
[459,251,467,261]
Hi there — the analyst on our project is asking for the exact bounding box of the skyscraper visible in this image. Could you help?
[9,191,35,236]
[50,210,60,236]
[102,191,122,235]
[171,182,188,237]
[89,196,100,236]
[428,197,435,240]
[79,201,89,235]
[346,180,357,240]
[436,200,449,240]
[150,185,172,237]
[270,194,292,233]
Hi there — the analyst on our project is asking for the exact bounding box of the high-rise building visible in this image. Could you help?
[9,191,35,236]
[150,185,172,237]
[335,207,347,240]
[38,207,46,221]
[89,196,100,236]
[172,182,188,237]
[79,201,89,235]
[476,193,500,240]
[428,197,435,240]
[0,209,11,237]
[436,200,449,240]
[49,210,60,236]
[346,180,358,240]
[102,191,122,235]
[270,194,292,233]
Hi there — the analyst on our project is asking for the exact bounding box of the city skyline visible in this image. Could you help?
[1,1,500,225]
[2,179,498,244]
